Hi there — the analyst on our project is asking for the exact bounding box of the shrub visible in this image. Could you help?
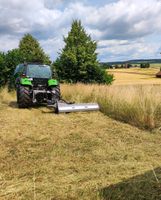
[140,63,150,68]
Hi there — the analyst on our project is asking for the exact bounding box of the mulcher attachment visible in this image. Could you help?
[48,99,100,114]
[56,102,100,114]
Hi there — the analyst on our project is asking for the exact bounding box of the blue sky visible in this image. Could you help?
[0,0,161,62]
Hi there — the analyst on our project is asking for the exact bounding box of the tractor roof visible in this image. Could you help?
[23,62,44,66]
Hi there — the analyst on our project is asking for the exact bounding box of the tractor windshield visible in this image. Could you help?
[27,64,52,79]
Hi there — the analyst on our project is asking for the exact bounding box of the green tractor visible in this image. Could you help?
[14,63,60,108]
[14,63,99,113]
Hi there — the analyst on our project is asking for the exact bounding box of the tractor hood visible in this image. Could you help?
[20,77,59,87]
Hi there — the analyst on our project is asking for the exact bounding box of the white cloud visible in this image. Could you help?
[97,38,160,61]
[0,35,19,51]
[0,0,161,61]
[40,37,64,59]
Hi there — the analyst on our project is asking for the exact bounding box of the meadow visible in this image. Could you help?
[1,67,161,199]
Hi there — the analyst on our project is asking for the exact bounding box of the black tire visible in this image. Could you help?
[51,85,61,101]
[17,86,32,108]
[16,86,20,104]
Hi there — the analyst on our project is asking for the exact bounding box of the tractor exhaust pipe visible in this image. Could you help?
[55,102,100,114]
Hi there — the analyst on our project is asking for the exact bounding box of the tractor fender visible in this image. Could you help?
[48,79,59,87]
[20,78,32,86]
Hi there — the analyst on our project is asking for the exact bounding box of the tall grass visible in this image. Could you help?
[0,84,160,129]
[61,84,161,130]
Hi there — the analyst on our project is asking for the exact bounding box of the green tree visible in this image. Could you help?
[19,34,51,64]
[0,52,6,87]
[0,34,52,89]
[54,20,113,84]
[5,49,23,90]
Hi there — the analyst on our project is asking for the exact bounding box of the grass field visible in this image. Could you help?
[62,84,161,130]
[108,66,161,85]
[1,80,161,199]
[1,67,161,199]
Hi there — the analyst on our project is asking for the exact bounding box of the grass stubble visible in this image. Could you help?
[0,83,161,199]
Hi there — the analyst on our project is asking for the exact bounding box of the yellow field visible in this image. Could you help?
[1,68,161,199]
[1,83,161,199]
[108,67,161,85]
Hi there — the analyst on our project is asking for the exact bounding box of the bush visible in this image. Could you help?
[140,63,150,68]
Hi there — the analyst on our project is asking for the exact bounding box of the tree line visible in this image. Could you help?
[0,20,113,90]
[101,63,150,69]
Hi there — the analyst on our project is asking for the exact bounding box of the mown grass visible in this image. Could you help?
[61,84,161,130]
[1,88,161,200]
[108,67,161,85]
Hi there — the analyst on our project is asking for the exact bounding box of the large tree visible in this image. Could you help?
[19,34,51,64]
[54,20,113,84]
[0,34,52,89]
[0,49,22,89]
[5,49,23,90]
[0,52,7,86]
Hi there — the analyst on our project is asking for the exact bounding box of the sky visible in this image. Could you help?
[0,0,161,62]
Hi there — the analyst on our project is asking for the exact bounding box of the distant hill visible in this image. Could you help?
[101,59,161,66]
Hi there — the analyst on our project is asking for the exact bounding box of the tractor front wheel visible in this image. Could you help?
[51,85,61,101]
[17,86,32,108]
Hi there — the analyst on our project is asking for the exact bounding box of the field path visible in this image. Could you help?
[1,94,161,199]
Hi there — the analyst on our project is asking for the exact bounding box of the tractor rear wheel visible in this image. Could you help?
[17,86,32,108]
[16,86,20,104]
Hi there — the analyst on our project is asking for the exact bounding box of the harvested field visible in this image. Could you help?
[0,86,161,199]
[108,67,161,85]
